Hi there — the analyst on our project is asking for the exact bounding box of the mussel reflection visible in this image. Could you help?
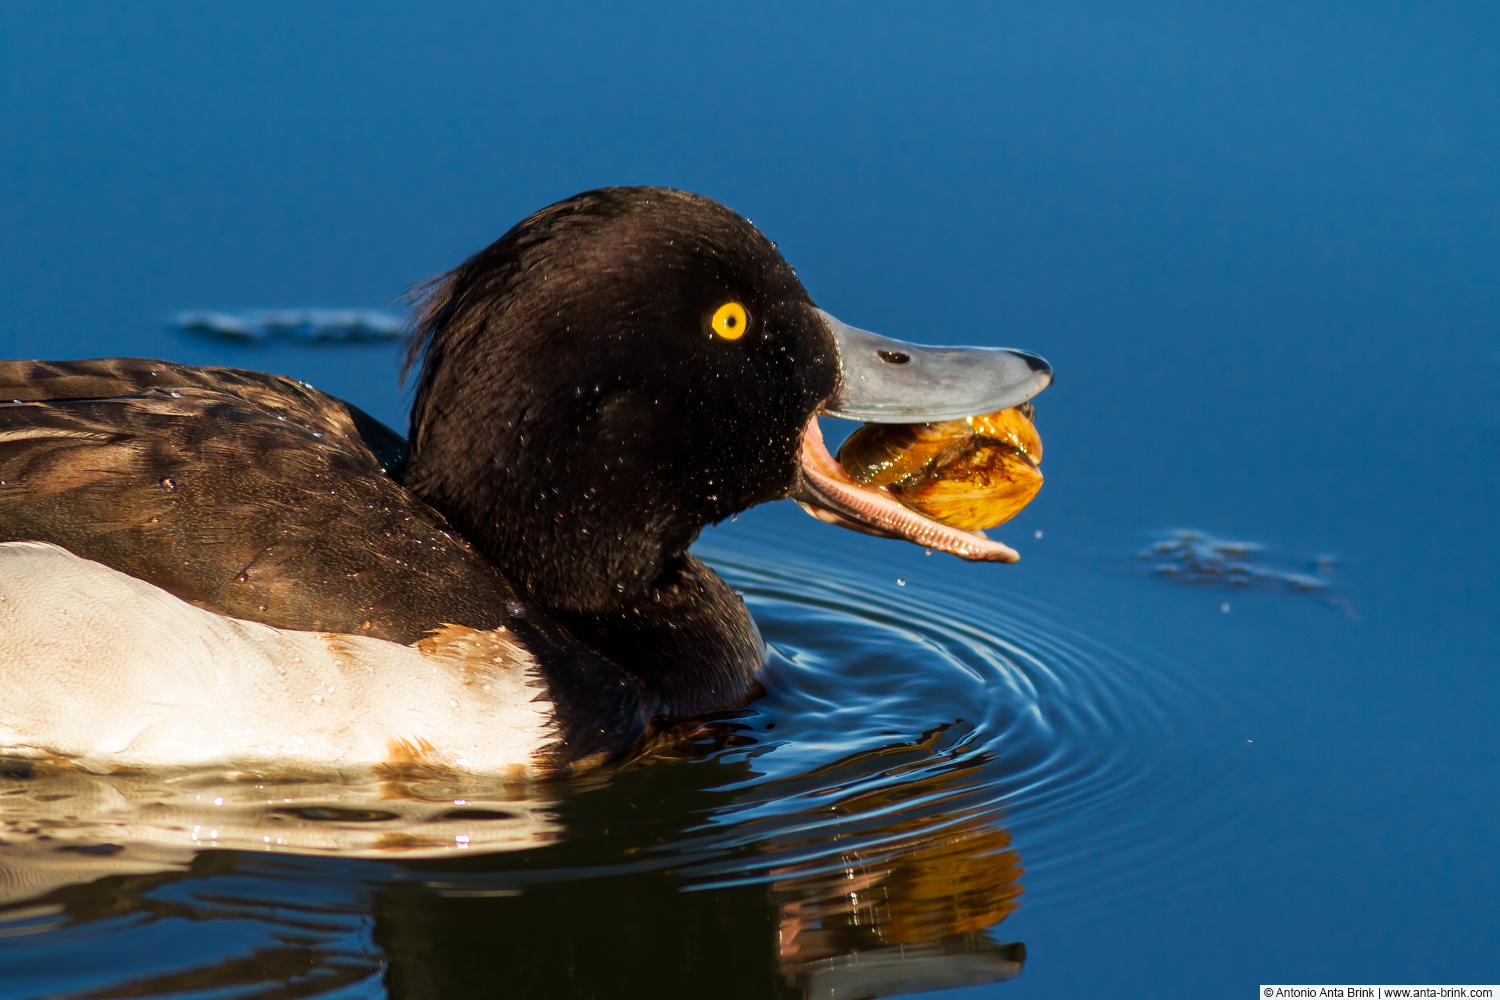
[763,767,1026,996]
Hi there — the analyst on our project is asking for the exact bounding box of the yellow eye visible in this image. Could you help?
[711,301,749,340]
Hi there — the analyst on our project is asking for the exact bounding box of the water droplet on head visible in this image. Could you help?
[234,571,249,583]
[160,477,178,491]
[508,601,526,618]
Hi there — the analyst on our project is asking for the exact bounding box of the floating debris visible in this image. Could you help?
[1139,530,1348,609]
[175,309,405,343]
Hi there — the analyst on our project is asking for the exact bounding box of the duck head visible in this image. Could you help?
[404,187,1049,668]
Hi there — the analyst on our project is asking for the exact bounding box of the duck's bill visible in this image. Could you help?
[790,310,1054,563]
[816,310,1052,423]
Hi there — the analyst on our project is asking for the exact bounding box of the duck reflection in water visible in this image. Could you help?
[769,784,1025,996]
[374,747,1026,999]
[0,735,1026,999]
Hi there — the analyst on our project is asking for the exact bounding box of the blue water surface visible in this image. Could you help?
[1,3,1497,997]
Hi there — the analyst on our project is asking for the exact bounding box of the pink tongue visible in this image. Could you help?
[796,419,1020,563]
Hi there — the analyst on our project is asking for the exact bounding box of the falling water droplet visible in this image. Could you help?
[896,578,907,587]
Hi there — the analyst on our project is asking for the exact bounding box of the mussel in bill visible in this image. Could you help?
[836,405,1043,531]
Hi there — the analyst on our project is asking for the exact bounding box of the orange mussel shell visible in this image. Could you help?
[836,407,1044,532]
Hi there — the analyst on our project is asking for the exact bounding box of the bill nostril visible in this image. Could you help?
[876,350,911,365]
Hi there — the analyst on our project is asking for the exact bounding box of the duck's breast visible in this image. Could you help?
[0,542,555,774]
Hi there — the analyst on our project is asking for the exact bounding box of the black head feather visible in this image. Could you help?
[403,187,838,616]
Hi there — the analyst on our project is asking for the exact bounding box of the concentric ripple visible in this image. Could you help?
[659,546,1221,904]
